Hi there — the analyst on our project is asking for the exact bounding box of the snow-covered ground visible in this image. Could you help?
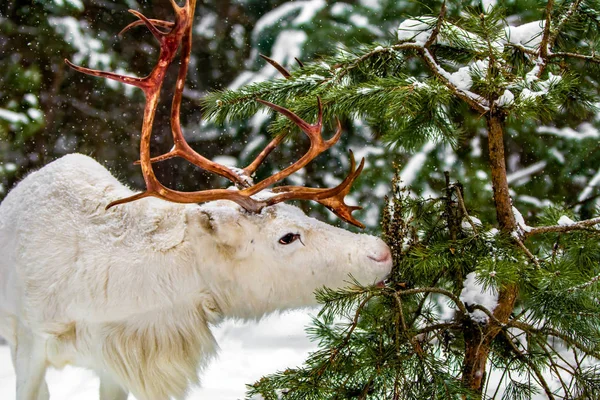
[0,310,319,399]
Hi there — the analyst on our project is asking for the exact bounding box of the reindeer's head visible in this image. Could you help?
[66,0,392,317]
[186,201,391,318]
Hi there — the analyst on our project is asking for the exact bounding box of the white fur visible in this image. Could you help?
[0,154,392,400]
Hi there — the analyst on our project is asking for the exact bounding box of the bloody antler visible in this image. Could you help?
[66,0,366,227]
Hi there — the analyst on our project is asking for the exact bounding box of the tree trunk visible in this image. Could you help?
[461,113,518,396]
[486,114,515,232]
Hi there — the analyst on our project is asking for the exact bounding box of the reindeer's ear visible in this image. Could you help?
[185,206,247,247]
[185,209,218,234]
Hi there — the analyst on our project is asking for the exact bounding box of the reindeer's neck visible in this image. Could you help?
[61,184,222,322]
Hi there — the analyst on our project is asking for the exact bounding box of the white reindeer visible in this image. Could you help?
[0,1,392,398]
[0,154,392,400]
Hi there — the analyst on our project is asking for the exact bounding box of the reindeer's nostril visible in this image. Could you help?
[368,248,392,264]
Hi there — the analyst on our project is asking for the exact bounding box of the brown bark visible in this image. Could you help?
[461,113,519,396]
[486,114,516,232]
[461,285,519,394]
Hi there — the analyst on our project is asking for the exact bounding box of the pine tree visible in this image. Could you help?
[203,1,600,398]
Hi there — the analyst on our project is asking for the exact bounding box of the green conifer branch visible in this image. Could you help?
[509,320,600,358]
[239,2,600,397]
[501,329,556,399]
[550,0,585,46]
[567,272,600,291]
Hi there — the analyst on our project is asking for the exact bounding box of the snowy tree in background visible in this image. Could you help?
[206,1,600,398]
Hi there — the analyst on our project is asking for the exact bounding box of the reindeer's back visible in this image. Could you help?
[0,154,192,324]
[0,155,129,313]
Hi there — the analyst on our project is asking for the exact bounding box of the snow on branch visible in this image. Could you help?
[525,216,600,237]
[567,273,600,292]
[393,4,489,113]
[504,20,546,50]
[460,272,498,323]
[419,49,489,112]
[505,0,600,78]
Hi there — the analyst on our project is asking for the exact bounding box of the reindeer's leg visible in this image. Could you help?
[99,373,128,400]
[14,324,48,400]
[37,380,50,400]
[9,342,17,369]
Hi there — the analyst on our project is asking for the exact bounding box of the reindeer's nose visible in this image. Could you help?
[367,240,393,267]
[368,250,391,264]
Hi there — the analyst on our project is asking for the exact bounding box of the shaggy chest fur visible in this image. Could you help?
[46,298,218,400]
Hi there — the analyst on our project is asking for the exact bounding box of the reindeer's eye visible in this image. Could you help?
[279,233,300,245]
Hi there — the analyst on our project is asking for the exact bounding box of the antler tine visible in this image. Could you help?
[260,54,292,79]
[132,0,248,188]
[256,98,322,138]
[65,59,148,88]
[142,53,301,186]
[119,19,174,37]
[268,151,366,228]
[318,153,365,228]
[242,133,288,177]
[126,10,169,41]
[242,97,342,195]
[256,97,341,149]
[169,0,186,12]
[239,99,339,195]
[240,55,297,179]
[132,0,252,194]
[328,117,343,146]
[112,0,260,203]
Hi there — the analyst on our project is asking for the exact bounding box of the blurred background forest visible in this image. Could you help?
[0,0,599,231]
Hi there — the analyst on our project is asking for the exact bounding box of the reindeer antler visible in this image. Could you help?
[66,0,366,227]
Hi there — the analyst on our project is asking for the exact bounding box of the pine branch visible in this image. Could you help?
[505,42,539,56]
[391,286,469,315]
[550,51,600,62]
[525,216,600,237]
[549,0,584,47]
[513,236,540,268]
[537,0,555,78]
[335,45,409,81]
[470,304,504,326]
[501,329,556,399]
[567,272,600,292]
[509,320,600,359]
[424,2,447,49]
[316,282,374,322]
[324,293,375,365]
[537,340,573,396]
[505,0,600,83]
[418,48,489,113]
[392,292,409,333]
[452,184,479,235]
[506,42,600,63]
